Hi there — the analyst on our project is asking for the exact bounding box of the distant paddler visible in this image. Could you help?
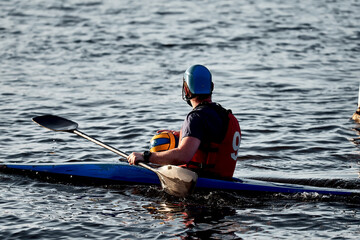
[351,85,360,123]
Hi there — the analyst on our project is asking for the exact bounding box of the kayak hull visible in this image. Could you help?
[1,162,358,196]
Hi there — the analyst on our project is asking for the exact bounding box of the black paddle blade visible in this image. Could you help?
[32,115,78,132]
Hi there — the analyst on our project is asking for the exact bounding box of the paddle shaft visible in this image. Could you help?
[73,129,128,159]
[74,130,149,169]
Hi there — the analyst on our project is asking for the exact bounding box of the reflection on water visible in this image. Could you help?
[139,189,360,239]
[144,202,238,239]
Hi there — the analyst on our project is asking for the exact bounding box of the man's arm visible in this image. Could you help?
[127,136,200,166]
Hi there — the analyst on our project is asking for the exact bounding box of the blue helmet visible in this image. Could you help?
[182,65,213,102]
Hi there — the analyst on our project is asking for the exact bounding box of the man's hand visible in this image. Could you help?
[127,152,144,165]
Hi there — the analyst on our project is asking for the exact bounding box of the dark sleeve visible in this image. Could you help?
[181,111,205,141]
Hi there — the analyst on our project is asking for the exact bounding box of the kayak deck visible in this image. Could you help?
[1,162,359,196]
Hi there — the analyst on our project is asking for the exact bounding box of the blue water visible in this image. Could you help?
[1,0,360,239]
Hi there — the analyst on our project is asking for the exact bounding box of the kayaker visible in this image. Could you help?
[127,64,241,179]
[351,85,360,123]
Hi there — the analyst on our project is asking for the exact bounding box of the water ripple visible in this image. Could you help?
[1,0,360,239]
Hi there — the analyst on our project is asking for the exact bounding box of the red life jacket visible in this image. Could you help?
[185,103,241,179]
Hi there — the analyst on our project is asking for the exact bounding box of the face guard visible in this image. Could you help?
[182,80,195,107]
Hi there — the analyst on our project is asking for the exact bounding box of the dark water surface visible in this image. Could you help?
[1,0,360,239]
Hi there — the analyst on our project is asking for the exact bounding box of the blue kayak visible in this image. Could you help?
[1,162,359,196]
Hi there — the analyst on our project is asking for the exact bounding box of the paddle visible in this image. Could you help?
[32,114,198,197]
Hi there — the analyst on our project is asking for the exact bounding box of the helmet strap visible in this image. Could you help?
[186,99,193,107]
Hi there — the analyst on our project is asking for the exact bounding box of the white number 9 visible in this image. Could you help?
[231,131,241,161]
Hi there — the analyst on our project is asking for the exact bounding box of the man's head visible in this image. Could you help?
[182,65,213,105]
